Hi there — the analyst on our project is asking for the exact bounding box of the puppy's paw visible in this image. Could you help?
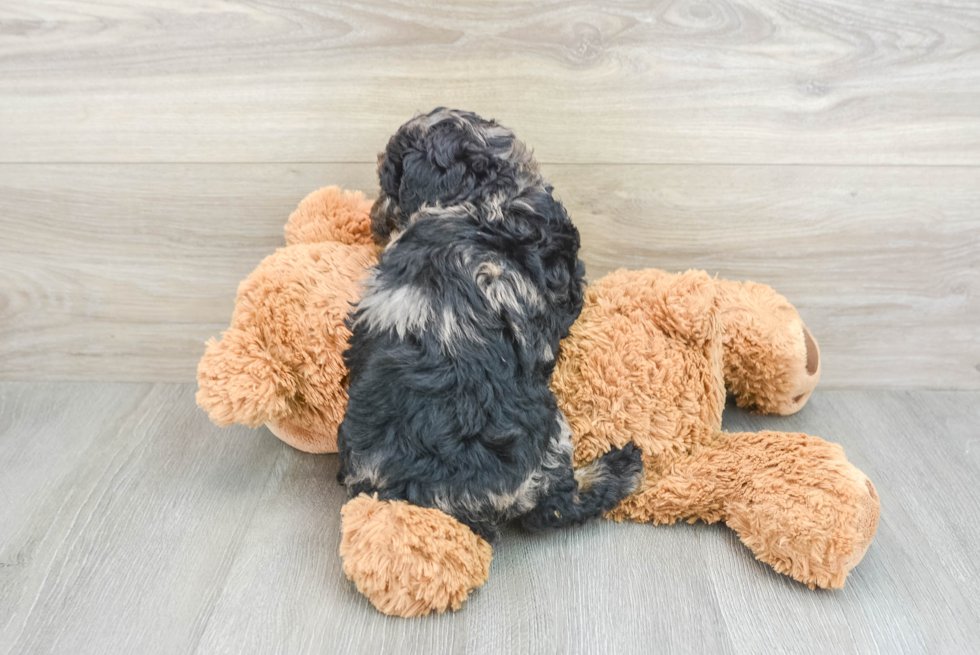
[598,442,645,494]
[575,443,645,513]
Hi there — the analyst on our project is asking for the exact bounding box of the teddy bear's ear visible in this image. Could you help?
[196,327,298,428]
[284,186,374,247]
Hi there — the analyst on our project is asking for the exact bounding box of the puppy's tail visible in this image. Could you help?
[521,443,644,531]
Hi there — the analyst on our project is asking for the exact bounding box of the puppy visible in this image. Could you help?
[337,108,642,542]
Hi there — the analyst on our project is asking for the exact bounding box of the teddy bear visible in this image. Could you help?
[197,186,880,617]
[196,186,376,453]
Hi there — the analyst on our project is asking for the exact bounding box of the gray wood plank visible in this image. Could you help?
[2,383,979,654]
[1,1,978,164]
[2,163,977,388]
[716,390,980,653]
[0,383,283,655]
[195,453,734,655]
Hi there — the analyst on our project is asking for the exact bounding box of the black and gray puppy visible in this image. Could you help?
[337,108,642,542]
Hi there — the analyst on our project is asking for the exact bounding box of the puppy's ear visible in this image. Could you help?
[397,119,475,216]
[377,143,403,202]
[371,113,462,243]
[371,140,407,245]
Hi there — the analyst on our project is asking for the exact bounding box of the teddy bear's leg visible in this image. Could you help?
[339,494,493,617]
[609,430,879,589]
[719,431,879,589]
[714,279,821,415]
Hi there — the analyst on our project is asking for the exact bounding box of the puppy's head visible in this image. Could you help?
[370,108,542,244]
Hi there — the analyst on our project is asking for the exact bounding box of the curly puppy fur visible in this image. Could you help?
[337,108,643,541]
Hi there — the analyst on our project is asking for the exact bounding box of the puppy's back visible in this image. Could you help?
[338,190,582,534]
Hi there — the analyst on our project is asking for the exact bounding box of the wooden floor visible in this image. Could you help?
[0,383,977,655]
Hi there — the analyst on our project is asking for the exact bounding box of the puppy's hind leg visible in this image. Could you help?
[521,441,643,532]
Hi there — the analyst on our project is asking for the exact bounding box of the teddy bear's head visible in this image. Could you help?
[196,187,378,452]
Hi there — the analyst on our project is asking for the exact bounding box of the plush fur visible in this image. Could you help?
[337,109,642,541]
[551,268,877,590]
[339,493,493,617]
[196,187,375,452]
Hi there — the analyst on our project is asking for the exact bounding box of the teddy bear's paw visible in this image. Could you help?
[837,469,880,579]
[340,494,493,617]
[722,431,880,589]
[285,186,373,247]
[716,279,821,415]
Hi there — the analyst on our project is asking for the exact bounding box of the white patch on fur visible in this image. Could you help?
[484,200,504,222]
[353,277,432,339]
[412,203,478,227]
[384,229,403,251]
[487,474,540,514]
[484,123,513,140]
[510,199,534,213]
[431,493,454,516]
[573,460,606,492]
[545,412,575,470]
[475,261,543,318]
[344,454,387,488]
[438,305,482,349]
[420,108,463,129]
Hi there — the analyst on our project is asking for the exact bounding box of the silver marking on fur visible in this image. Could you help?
[485,200,504,222]
[573,460,606,491]
[475,262,543,317]
[420,107,467,130]
[344,454,388,489]
[354,276,432,339]
[384,229,403,251]
[438,305,483,350]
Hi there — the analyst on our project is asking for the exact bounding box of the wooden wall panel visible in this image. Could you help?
[1,0,978,164]
[1,163,976,387]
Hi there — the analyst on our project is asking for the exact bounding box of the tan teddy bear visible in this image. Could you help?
[196,187,375,452]
[198,187,880,617]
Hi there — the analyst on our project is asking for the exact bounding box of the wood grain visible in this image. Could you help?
[711,390,980,653]
[1,0,978,164]
[1,163,977,388]
[1,383,978,654]
[0,383,282,654]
